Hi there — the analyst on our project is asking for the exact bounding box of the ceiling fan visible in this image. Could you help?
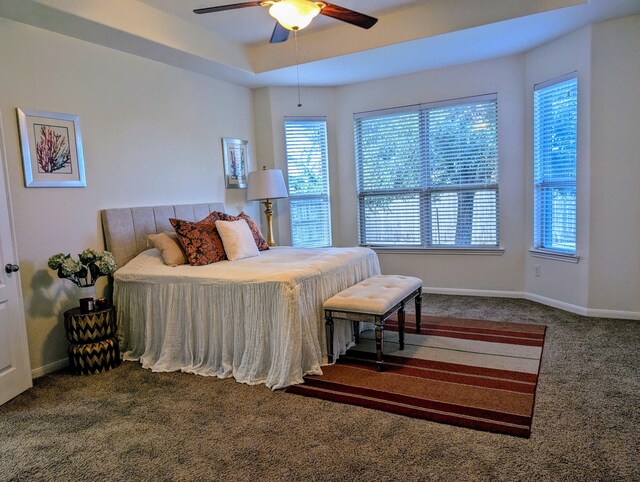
[193,0,378,44]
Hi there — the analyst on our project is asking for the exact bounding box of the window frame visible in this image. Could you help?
[283,116,332,248]
[354,94,501,252]
[532,73,578,259]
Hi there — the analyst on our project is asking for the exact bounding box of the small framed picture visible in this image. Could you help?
[222,137,249,189]
[16,108,86,188]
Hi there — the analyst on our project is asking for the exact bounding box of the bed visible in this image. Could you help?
[101,203,381,389]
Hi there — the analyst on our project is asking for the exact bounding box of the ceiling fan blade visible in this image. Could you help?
[270,22,290,43]
[193,2,263,14]
[320,3,378,29]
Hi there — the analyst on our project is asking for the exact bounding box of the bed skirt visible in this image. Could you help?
[114,247,381,389]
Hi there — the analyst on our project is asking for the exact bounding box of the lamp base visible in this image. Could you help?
[263,199,276,246]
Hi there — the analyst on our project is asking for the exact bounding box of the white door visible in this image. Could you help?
[0,112,31,406]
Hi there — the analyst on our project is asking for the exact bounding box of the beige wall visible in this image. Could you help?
[588,15,640,313]
[524,27,592,311]
[524,16,640,317]
[334,56,527,294]
[3,14,639,375]
[258,57,528,294]
[254,87,338,246]
[0,18,257,373]
[256,16,640,318]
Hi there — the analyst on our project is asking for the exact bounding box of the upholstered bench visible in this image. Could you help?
[324,275,423,371]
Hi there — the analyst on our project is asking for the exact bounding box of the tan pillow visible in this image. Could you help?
[148,231,187,267]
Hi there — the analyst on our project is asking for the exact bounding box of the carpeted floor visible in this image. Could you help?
[1,295,639,481]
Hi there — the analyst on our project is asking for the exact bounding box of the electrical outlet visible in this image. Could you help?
[535,264,541,277]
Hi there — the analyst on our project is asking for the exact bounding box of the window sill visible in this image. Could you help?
[366,246,505,256]
[529,249,579,263]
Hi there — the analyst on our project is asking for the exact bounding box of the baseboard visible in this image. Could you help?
[31,358,68,378]
[582,307,640,320]
[424,287,523,299]
[423,287,640,320]
[522,293,590,316]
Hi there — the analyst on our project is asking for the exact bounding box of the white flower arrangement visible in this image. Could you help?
[48,248,117,287]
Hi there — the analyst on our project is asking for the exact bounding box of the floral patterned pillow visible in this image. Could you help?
[212,211,238,222]
[238,212,269,251]
[170,213,226,266]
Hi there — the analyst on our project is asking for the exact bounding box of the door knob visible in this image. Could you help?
[5,264,19,273]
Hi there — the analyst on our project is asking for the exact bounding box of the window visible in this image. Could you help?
[533,75,577,255]
[354,94,499,248]
[284,117,332,247]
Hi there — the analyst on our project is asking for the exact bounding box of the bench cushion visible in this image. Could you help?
[323,274,422,315]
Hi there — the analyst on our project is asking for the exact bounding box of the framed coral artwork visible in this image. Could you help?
[222,137,249,189]
[16,108,86,187]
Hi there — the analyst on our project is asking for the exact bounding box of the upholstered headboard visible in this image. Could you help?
[101,202,225,269]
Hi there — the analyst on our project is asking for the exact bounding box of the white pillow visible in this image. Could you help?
[215,220,260,261]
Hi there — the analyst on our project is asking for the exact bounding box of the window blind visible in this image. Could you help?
[533,75,577,254]
[284,117,332,247]
[354,95,499,248]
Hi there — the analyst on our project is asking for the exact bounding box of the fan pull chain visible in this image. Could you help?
[294,29,302,108]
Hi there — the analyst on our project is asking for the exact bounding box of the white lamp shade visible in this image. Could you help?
[247,169,289,201]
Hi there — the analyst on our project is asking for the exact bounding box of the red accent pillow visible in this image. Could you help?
[170,212,226,266]
[238,212,269,251]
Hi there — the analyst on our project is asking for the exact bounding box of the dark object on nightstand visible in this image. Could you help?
[79,296,94,314]
[94,297,110,310]
[63,305,121,375]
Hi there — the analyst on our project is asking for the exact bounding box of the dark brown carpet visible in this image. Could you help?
[1,295,638,481]
[288,315,546,437]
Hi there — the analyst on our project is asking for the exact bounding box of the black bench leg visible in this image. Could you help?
[352,320,360,344]
[375,323,384,372]
[325,313,334,363]
[398,303,405,350]
[415,288,422,334]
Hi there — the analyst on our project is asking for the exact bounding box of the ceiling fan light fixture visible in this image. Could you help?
[269,0,322,31]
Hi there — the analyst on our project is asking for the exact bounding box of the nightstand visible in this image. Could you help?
[63,305,121,375]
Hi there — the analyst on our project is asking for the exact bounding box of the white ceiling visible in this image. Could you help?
[139,0,417,45]
[1,0,639,88]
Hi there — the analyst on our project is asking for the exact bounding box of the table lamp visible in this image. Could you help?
[247,167,289,246]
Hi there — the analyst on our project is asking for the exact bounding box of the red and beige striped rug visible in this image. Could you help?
[288,315,546,437]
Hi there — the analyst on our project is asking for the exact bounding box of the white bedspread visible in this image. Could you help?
[114,246,380,389]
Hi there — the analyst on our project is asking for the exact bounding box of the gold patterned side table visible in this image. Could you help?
[63,306,121,375]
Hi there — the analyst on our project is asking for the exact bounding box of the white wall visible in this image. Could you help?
[4,14,638,375]
[588,15,640,313]
[0,18,257,373]
[257,57,527,292]
[334,57,527,293]
[523,27,592,311]
[256,16,640,318]
[253,87,338,246]
[523,16,640,317]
